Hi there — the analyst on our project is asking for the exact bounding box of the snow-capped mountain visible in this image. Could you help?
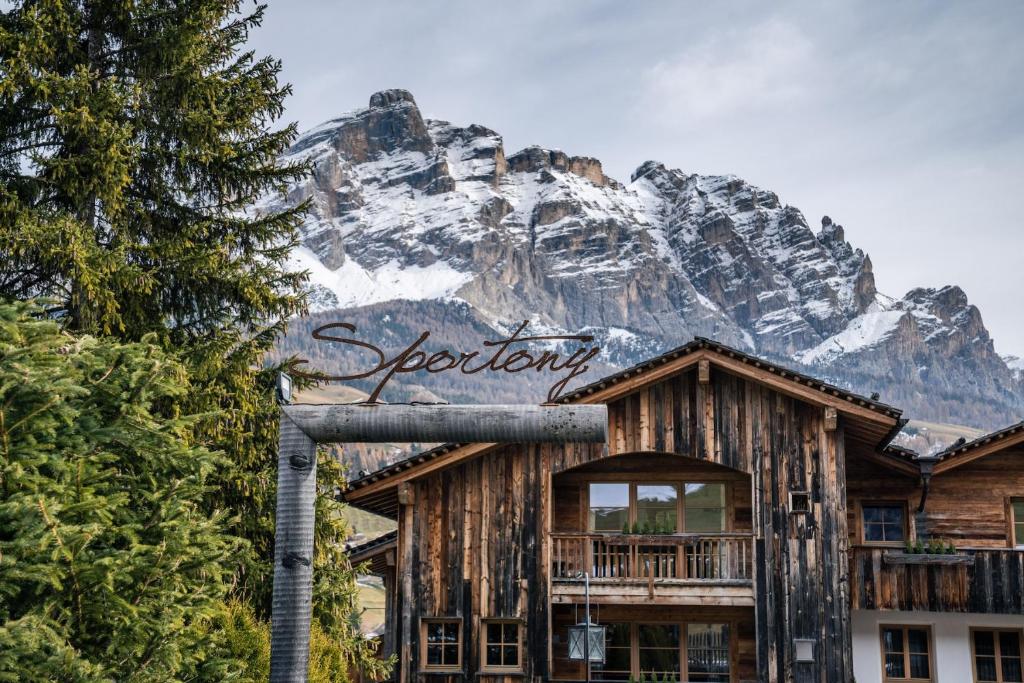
[262,89,1023,428]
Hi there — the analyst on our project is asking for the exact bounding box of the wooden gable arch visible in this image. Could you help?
[343,339,908,514]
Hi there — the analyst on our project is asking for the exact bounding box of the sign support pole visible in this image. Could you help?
[269,413,318,682]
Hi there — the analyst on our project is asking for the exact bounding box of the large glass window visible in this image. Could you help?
[973,629,1023,683]
[1012,500,1024,548]
[421,619,461,671]
[482,620,521,671]
[863,503,907,544]
[593,623,631,682]
[685,483,727,532]
[563,621,731,681]
[589,483,630,532]
[589,482,729,533]
[637,485,678,533]
[638,624,681,676]
[881,625,932,681]
[687,623,731,682]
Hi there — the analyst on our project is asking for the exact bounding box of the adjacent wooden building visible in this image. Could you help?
[343,338,1024,683]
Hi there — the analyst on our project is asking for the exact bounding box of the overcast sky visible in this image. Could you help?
[249,0,1024,357]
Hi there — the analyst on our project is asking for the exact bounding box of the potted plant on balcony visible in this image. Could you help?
[883,538,972,566]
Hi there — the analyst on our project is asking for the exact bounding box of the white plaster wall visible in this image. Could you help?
[852,610,1024,683]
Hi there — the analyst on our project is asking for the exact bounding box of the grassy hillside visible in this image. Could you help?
[356,577,387,634]
[896,419,985,454]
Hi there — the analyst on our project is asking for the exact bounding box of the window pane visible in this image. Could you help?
[594,646,630,681]
[638,647,680,673]
[907,628,929,654]
[427,644,442,665]
[504,623,518,643]
[444,622,459,642]
[909,653,930,678]
[863,506,904,542]
[637,485,678,532]
[487,622,501,643]
[592,623,630,681]
[444,644,458,664]
[686,507,726,532]
[503,645,518,665]
[639,624,680,647]
[687,623,730,681]
[486,645,500,665]
[1014,500,1024,545]
[882,627,904,654]
[1001,632,1023,657]
[1003,657,1023,683]
[427,622,443,642]
[884,654,905,678]
[975,656,997,682]
[686,483,725,507]
[685,484,726,532]
[976,630,996,656]
[606,622,631,647]
[590,483,629,531]
[883,506,904,523]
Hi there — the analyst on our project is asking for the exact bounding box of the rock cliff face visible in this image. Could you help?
[259,90,1023,429]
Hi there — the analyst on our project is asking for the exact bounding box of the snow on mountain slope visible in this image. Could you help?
[257,89,1024,428]
[796,305,905,365]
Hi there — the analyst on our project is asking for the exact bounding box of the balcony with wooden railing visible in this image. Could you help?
[550,532,755,606]
[850,546,1024,614]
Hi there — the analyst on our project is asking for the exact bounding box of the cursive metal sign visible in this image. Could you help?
[288,320,601,403]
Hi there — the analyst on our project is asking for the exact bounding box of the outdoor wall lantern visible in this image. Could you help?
[567,622,606,662]
[794,638,815,663]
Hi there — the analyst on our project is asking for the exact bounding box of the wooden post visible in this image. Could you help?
[269,413,318,682]
[824,407,838,432]
[698,359,711,385]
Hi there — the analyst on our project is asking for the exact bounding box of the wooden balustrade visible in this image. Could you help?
[551,532,753,582]
[850,547,1024,614]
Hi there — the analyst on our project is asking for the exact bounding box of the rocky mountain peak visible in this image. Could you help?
[368,88,418,108]
[506,146,611,187]
[259,90,1024,429]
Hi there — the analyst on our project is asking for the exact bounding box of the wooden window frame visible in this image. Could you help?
[1008,498,1024,549]
[480,618,524,673]
[419,617,462,673]
[585,481,732,534]
[860,500,910,547]
[879,624,934,682]
[970,627,1024,683]
[789,490,811,515]
[681,622,735,683]
[554,620,737,681]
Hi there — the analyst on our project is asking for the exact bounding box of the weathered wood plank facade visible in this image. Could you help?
[342,340,1024,683]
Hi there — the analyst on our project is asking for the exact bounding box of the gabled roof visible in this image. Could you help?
[931,421,1024,474]
[341,337,908,517]
[559,337,902,421]
[345,530,397,575]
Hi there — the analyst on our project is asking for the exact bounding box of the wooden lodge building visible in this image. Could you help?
[343,338,1024,683]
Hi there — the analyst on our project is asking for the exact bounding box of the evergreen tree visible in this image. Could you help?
[0,1,386,677]
[0,301,238,680]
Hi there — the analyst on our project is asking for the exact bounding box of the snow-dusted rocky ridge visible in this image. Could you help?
[262,90,1023,428]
